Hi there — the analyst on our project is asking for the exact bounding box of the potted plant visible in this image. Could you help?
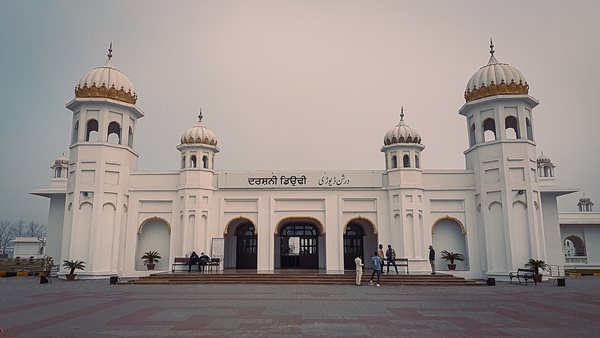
[525,258,548,283]
[141,250,161,270]
[441,250,464,270]
[62,259,86,281]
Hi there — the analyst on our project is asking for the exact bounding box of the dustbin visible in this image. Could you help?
[486,277,496,286]
[556,278,566,286]
[109,276,119,284]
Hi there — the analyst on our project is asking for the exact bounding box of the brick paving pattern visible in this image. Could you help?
[1,276,599,337]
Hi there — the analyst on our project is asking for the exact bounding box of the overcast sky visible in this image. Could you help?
[1,0,599,224]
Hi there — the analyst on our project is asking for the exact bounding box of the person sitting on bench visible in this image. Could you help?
[199,252,211,272]
[187,251,200,272]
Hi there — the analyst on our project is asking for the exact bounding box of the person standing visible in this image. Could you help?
[354,256,364,286]
[429,245,436,275]
[370,251,382,287]
[377,244,386,274]
[386,244,398,274]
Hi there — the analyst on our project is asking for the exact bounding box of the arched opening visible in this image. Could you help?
[543,166,550,177]
[107,121,121,144]
[415,154,420,168]
[190,155,197,168]
[403,154,410,168]
[482,118,496,142]
[72,121,79,144]
[277,221,322,269]
[181,155,186,169]
[564,236,586,256]
[54,167,62,178]
[202,155,209,169]
[235,222,257,269]
[86,119,99,141]
[391,155,397,169]
[469,123,476,146]
[505,116,519,139]
[135,217,171,271]
[343,222,364,270]
[128,126,134,147]
[526,118,534,141]
[431,217,468,271]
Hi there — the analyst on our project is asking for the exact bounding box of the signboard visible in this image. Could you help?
[211,238,224,259]
[218,171,384,189]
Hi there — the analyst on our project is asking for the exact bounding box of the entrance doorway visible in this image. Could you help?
[279,222,319,269]
[343,223,365,270]
[235,223,257,269]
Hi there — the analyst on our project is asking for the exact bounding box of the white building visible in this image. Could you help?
[34,42,593,280]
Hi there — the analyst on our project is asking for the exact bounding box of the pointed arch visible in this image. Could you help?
[223,216,257,236]
[343,216,377,235]
[275,216,325,236]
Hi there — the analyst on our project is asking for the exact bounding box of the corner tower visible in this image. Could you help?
[63,45,144,278]
[460,40,545,279]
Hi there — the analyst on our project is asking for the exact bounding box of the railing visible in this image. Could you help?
[565,256,588,264]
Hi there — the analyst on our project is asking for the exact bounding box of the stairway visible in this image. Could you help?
[125,271,482,286]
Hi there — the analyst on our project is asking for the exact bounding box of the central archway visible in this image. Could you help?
[277,220,322,269]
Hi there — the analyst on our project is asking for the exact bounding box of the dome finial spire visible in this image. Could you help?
[400,106,405,122]
[489,37,495,56]
[198,108,203,122]
[107,42,113,60]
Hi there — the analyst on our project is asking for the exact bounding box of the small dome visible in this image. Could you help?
[537,152,554,167]
[384,108,422,145]
[74,45,137,104]
[180,112,218,146]
[53,154,69,166]
[464,40,529,102]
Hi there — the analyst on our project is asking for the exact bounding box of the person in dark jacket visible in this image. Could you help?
[428,245,436,275]
[199,252,210,272]
[386,244,398,274]
[187,251,199,272]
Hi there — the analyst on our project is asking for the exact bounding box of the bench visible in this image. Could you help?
[172,257,189,272]
[172,257,220,272]
[509,268,536,285]
[385,258,409,274]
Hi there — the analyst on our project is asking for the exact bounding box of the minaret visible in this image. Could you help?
[460,40,545,279]
[63,44,144,278]
[381,107,426,260]
[176,111,220,256]
[577,195,594,212]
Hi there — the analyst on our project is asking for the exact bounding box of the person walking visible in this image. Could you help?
[429,245,436,274]
[386,244,399,274]
[377,244,386,274]
[354,255,364,286]
[370,251,382,287]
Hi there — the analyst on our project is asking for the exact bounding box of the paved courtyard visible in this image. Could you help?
[1,276,599,337]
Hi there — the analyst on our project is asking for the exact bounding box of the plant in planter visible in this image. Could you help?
[62,259,86,281]
[441,250,465,270]
[141,250,161,270]
[525,258,548,283]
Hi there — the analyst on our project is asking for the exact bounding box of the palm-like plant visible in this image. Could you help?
[440,250,465,264]
[62,259,86,275]
[525,259,548,275]
[141,251,161,265]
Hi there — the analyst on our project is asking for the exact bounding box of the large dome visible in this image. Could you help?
[74,45,137,104]
[180,112,218,146]
[383,108,422,145]
[464,41,529,102]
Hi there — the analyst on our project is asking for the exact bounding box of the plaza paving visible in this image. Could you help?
[0,275,599,337]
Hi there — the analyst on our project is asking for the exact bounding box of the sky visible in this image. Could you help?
[1,0,599,224]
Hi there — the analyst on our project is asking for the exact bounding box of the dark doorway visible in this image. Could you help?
[235,223,257,269]
[343,223,365,270]
[280,222,319,269]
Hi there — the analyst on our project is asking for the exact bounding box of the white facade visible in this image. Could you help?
[33,44,581,280]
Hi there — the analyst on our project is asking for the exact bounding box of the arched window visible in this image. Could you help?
[391,155,397,169]
[403,154,410,168]
[72,121,79,144]
[86,119,99,141]
[107,121,121,144]
[202,155,209,169]
[181,155,186,169]
[190,155,197,168]
[526,118,534,141]
[54,167,62,178]
[128,126,134,147]
[415,154,420,168]
[482,118,496,142]
[469,123,476,146]
[505,116,519,139]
